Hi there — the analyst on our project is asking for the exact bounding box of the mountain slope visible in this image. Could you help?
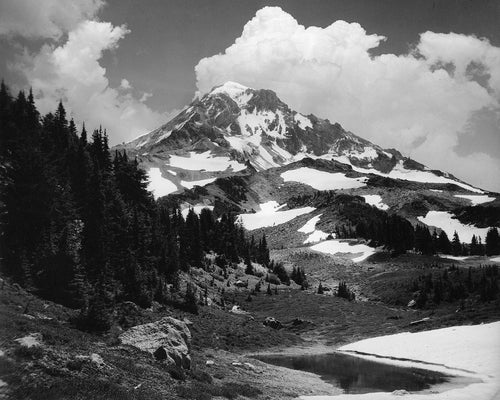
[114,82,499,254]
[115,81,484,199]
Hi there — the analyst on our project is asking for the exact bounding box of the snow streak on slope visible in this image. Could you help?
[238,201,315,231]
[341,160,484,193]
[281,167,367,190]
[180,177,217,190]
[362,195,388,210]
[169,151,246,172]
[238,108,287,139]
[147,168,178,199]
[300,322,500,400]
[310,240,375,262]
[454,194,495,205]
[417,211,491,242]
[297,214,330,244]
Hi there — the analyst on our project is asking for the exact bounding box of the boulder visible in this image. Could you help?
[119,316,191,369]
[263,317,282,329]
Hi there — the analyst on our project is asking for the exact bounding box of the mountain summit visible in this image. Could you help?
[115,81,484,198]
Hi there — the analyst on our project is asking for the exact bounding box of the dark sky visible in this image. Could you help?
[99,0,500,112]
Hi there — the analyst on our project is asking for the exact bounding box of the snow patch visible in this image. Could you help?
[147,168,178,199]
[167,169,177,176]
[311,240,375,262]
[304,230,330,244]
[333,159,483,193]
[154,129,172,143]
[454,194,495,206]
[490,256,500,263]
[439,255,470,261]
[298,215,322,234]
[180,177,217,190]
[294,113,313,129]
[237,201,315,231]
[417,211,491,243]
[352,147,378,161]
[362,195,388,210]
[281,167,367,190]
[237,108,287,139]
[169,151,246,172]
[303,322,500,400]
[297,214,330,244]
[211,81,252,106]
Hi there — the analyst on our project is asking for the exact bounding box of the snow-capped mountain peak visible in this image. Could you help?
[209,81,253,106]
[114,81,486,199]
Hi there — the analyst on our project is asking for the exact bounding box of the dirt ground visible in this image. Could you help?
[0,250,499,400]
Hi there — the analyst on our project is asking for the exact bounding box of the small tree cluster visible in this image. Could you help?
[337,281,355,301]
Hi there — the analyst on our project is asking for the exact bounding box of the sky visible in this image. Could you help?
[0,0,499,192]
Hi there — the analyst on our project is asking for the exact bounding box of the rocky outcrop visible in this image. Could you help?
[119,316,191,369]
[263,317,282,330]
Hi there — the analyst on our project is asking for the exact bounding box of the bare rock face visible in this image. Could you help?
[119,316,191,369]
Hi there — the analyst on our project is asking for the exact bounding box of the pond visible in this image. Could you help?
[253,352,479,395]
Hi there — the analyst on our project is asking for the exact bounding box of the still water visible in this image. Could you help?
[253,352,478,394]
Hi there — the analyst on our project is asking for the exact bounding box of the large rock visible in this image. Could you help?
[263,317,282,330]
[119,316,191,369]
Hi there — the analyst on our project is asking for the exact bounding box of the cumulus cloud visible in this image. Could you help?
[0,0,104,39]
[120,78,132,90]
[195,6,500,192]
[17,20,164,144]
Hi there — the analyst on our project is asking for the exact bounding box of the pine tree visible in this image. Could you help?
[485,228,500,256]
[452,231,462,256]
[317,282,324,294]
[245,248,253,275]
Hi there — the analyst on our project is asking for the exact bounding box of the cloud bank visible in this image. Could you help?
[0,0,104,39]
[195,7,500,192]
[3,0,164,144]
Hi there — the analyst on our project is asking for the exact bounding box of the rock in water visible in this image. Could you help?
[119,316,191,369]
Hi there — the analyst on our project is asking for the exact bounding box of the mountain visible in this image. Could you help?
[114,82,499,256]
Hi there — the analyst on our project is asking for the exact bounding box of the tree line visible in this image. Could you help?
[0,82,270,330]
[289,191,500,256]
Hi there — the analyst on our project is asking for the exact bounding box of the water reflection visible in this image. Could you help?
[254,352,460,394]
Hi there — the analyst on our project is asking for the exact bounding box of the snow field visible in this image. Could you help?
[417,211,491,243]
[310,240,375,262]
[237,201,315,231]
[210,81,253,107]
[297,214,330,244]
[301,322,500,400]
[169,151,246,172]
[180,177,217,190]
[147,168,178,199]
[281,167,367,191]
[362,194,389,210]
[332,159,483,194]
[454,194,496,206]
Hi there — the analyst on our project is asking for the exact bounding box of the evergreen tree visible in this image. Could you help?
[485,228,500,256]
[437,231,451,254]
[451,231,462,256]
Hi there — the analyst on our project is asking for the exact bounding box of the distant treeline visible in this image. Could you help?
[0,82,270,329]
[289,191,500,256]
[410,264,499,307]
